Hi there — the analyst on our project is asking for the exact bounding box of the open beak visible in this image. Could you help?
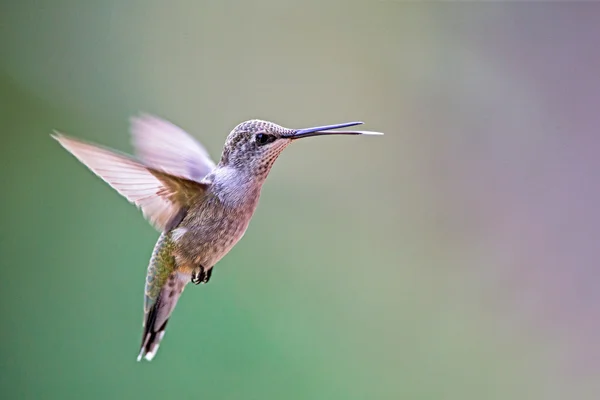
[286,122,384,140]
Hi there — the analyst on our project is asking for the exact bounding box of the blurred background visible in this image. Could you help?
[1,1,599,399]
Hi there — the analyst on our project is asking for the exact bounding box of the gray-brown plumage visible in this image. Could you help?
[52,114,382,361]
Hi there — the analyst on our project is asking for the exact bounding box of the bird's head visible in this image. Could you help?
[218,119,382,179]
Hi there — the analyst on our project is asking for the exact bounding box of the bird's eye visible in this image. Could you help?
[256,133,276,146]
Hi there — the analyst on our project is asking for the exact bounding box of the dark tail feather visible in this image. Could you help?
[137,318,169,362]
[137,272,187,361]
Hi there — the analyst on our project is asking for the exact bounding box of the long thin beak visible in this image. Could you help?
[287,122,384,139]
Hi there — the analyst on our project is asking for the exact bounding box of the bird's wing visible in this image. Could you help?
[130,113,217,182]
[52,133,207,232]
[138,232,187,361]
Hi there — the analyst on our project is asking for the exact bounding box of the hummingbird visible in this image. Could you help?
[52,114,382,361]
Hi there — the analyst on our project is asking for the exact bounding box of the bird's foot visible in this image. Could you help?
[191,265,212,285]
[191,266,205,285]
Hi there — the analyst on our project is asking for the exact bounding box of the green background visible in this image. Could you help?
[1,2,599,399]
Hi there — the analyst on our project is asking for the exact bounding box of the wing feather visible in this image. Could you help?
[52,133,207,231]
[130,113,216,182]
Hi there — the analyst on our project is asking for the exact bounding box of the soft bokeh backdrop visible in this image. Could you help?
[1,2,599,399]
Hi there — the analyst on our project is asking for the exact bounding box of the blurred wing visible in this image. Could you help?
[52,133,207,232]
[130,113,216,182]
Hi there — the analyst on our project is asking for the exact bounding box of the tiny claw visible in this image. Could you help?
[191,265,205,285]
[203,268,212,284]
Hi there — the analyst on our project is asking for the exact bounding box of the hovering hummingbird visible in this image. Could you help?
[52,114,382,361]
